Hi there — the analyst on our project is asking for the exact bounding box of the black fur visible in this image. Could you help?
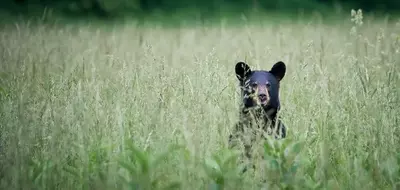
[228,61,288,172]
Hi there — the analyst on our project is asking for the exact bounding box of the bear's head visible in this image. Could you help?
[235,61,286,115]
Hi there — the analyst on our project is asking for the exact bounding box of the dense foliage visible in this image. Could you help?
[3,0,400,19]
[1,9,400,189]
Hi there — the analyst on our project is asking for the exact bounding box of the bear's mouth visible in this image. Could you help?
[258,95,269,106]
[244,94,269,107]
[260,99,268,105]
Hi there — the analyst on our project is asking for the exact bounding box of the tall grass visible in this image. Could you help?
[0,10,399,190]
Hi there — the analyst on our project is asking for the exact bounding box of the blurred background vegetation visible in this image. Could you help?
[1,0,400,23]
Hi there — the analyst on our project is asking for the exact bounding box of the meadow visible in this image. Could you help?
[0,10,399,190]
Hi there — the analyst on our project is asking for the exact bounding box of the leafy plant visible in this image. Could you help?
[261,137,319,189]
[118,140,182,190]
[202,148,245,190]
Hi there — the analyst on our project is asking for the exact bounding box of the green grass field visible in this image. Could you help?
[0,10,399,190]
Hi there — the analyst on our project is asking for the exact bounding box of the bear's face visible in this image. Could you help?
[235,61,286,111]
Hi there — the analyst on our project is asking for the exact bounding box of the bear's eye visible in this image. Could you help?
[251,82,258,88]
[266,82,271,88]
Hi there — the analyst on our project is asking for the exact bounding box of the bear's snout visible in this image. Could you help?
[255,84,270,106]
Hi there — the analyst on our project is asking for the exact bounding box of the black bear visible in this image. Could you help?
[228,61,287,170]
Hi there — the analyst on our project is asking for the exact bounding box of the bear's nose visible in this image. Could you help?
[258,93,267,101]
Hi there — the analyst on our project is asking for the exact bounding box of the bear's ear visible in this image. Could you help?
[235,61,251,81]
[269,61,286,82]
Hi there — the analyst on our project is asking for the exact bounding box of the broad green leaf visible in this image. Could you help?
[126,142,150,174]
[281,137,294,152]
[63,165,80,178]
[208,182,223,190]
[327,179,340,190]
[128,181,142,190]
[396,152,400,165]
[280,182,289,189]
[203,158,223,182]
[269,159,280,171]
[273,139,282,153]
[264,140,275,157]
[162,181,181,190]
[212,153,223,167]
[118,160,139,175]
[118,175,130,186]
[0,86,4,95]
[304,176,321,190]
[290,164,299,174]
[205,157,221,172]
[151,144,182,169]
[151,173,166,188]
[33,172,43,186]
[291,141,305,155]
[221,150,239,172]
